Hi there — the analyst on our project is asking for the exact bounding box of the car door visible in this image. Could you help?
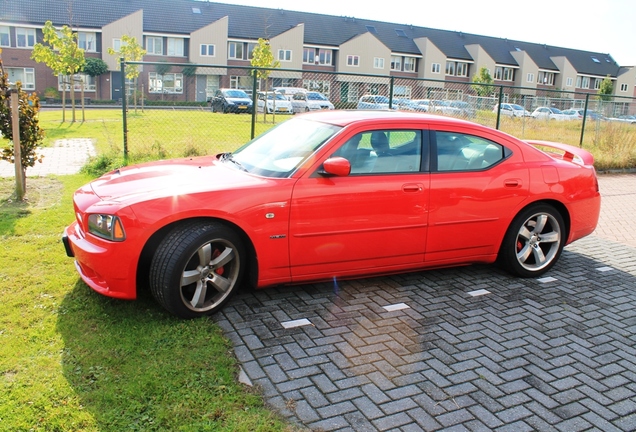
[288,128,430,281]
[426,128,529,264]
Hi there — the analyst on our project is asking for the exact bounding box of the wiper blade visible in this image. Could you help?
[221,153,247,171]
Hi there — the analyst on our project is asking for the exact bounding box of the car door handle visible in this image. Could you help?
[504,179,521,188]
[403,183,423,192]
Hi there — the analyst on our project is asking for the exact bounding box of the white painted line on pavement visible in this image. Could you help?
[537,276,558,283]
[383,303,410,312]
[281,318,312,329]
[596,266,614,272]
[468,289,491,297]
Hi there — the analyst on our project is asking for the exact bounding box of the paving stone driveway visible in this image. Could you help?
[215,174,636,432]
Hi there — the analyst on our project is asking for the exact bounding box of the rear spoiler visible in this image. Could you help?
[525,140,595,166]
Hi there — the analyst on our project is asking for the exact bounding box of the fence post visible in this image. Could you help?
[10,87,24,201]
[389,76,394,109]
[495,86,504,130]
[251,70,258,140]
[121,58,128,161]
[579,93,590,148]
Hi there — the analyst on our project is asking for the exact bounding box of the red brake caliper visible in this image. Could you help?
[212,249,224,276]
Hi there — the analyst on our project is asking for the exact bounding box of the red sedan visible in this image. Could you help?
[63,111,601,318]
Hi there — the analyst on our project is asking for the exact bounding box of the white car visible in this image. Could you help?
[494,103,531,117]
[291,91,335,112]
[256,92,294,114]
[531,106,570,121]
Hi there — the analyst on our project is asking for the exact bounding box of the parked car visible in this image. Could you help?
[493,103,531,117]
[409,99,432,112]
[357,95,392,110]
[211,88,253,114]
[609,115,636,124]
[63,110,601,318]
[273,87,309,100]
[560,108,607,121]
[290,91,335,112]
[256,91,294,114]
[531,106,570,121]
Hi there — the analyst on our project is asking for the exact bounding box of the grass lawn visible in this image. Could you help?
[37,108,636,172]
[0,176,297,431]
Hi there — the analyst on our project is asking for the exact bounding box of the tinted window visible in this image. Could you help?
[333,130,423,174]
[435,132,505,172]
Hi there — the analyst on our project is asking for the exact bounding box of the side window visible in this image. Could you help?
[333,130,423,174]
[435,131,505,172]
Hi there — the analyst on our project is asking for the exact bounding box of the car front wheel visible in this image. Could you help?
[149,221,244,318]
[498,204,565,278]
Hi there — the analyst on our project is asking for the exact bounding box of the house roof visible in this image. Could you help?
[0,0,622,77]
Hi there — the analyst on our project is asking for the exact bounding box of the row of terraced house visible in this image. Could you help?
[1,0,635,106]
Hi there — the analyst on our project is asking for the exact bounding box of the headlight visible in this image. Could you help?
[87,214,126,241]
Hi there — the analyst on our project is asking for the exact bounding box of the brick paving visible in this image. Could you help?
[0,138,95,177]
[216,173,636,432]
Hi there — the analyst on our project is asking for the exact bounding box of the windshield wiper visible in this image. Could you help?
[220,152,247,171]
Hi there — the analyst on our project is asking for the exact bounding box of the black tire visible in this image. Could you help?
[149,221,245,318]
[498,204,565,278]
[211,104,217,113]
[223,105,229,114]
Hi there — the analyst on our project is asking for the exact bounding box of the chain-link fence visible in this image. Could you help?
[119,61,636,163]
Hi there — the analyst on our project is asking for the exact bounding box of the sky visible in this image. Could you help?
[213,0,636,67]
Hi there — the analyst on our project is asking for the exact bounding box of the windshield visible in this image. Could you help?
[373,96,389,103]
[307,92,327,100]
[224,90,249,98]
[231,119,341,177]
[265,93,287,100]
[511,104,525,110]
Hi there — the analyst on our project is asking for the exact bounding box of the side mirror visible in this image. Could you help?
[321,157,351,177]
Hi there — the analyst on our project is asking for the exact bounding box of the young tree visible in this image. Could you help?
[31,21,85,123]
[108,35,146,111]
[250,38,280,123]
[83,57,109,100]
[598,75,613,102]
[471,67,494,97]
[0,51,45,197]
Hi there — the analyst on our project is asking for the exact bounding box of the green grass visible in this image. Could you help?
[37,108,636,174]
[0,176,297,431]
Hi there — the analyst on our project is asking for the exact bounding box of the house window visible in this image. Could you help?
[538,71,555,85]
[566,77,573,87]
[247,43,257,60]
[620,83,628,92]
[146,36,163,55]
[318,49,332,65]
[404,57,416,72]
[167,38,184,56]
[0,26,9,47]
[278,49,292,62]
[57,73,95,92]
[16,28,36,48]
[576,76,590,89]
[494,66,514,81]
[7,68,35,90]
[148,72,183,93]
[594,78,602,90]
[391,56,401,71]
[431,63,440,74]
[527,73,534,83]
[455,62,468,77]
[303,48,315,64]
[374,57,385,69]
[445,62,455,76]
[200,44,215,57]
[347,55,359,67]
[228,42,244,60]
[303,79,331,98]
[78,32,96,52]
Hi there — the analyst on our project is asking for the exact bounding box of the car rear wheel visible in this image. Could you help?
[149,221,244,318]
[498,204,565,278]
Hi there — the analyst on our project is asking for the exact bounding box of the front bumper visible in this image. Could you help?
[63,222,137,300]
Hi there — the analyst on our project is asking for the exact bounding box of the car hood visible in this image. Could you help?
[89,156,262,203]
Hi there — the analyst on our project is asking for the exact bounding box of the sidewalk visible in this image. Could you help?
[0,138,96,177]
